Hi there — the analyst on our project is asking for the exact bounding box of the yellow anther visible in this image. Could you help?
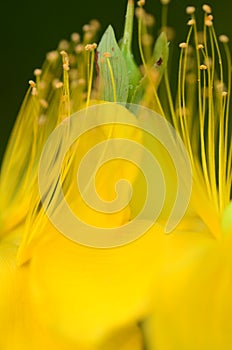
[137,0,145,7]
[29,80,36,88]
[46,50,59,62]
[34,68,42,76]
[200,64,207,70]
[58,39,69,51]
[85,43,98,51]
[186,6,195,14]
[187,19,195,26]
[53,79,63,89]
[202,4,212,14]
[71,32,80,43]
[205,19,213,27]
[39,99,48,109]
[179,42,188,49]
[103,52,111,58]
[219,35,229,43]
[75,44,84,54]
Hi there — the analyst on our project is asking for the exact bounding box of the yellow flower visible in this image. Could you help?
[0,1,232,350]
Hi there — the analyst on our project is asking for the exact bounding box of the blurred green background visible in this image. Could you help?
[0,0,231,162]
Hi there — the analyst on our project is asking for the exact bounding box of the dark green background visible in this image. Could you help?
[0,0,230,162]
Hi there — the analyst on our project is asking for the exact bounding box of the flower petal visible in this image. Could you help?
[144,230,232,349]
[28,222,165,346]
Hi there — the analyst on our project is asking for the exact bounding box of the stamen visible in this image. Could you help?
[59,51,70,120]
[103,52,117,102]
[85,43,98,107]
[29,80,37,96]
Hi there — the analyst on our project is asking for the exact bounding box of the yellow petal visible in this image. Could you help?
[28,221,165,346]
[0,232,95,350]
[143,229,232,349]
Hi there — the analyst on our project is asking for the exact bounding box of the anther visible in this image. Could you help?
[198,44,204,49]
[186,6,195,14]
[219,35,229,43]
[202,4,212,14]
[77,78,86,87]
[187,19,195,26]
[60,50,68,57]
[141,33,154,46]
[58,39,69,51]
[103,52,111,58]
[52,79,63,89]
[179,42,188,49]
[39,99,48,109]
[144,13,155,27]
[34,68,42,77]
[38,81,46,90]
[137,0,145,7]
[46,50,59,62]
[71,32,80,43]
[75,44,84,54]
[85,43,98,51]
[89,19,101,31]
[85,44,91,51]
[29,80,36,88]
[200,64,207,70]
[205,19,213,27]
[83,24,91,32]
[38,114,47,126]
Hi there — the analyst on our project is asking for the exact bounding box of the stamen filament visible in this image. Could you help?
[137,8,165,115]
[104,53,117,103]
